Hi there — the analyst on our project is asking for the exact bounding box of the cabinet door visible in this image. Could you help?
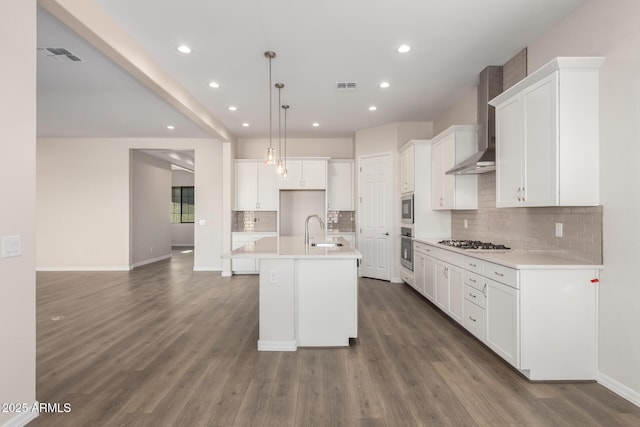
[447,264,464,325]
[522,73,557,206]
[257,163,278,210]
[414,252,425,294]
[279,160,303,189]
[235,162,259,210]
[400,146,415,194]
[485,278,519,368]
[431,143,444,209]
[496,96,523,207]
[327,161,354,210]
[423,256,436,302]
[434,261,448,312]
[302,160,327,189]
[441,134,456,210]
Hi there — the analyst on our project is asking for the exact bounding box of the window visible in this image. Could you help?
[171,186,195,223]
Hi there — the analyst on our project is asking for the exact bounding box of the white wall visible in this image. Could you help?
[37,138,224,271]
[431,0,640,405]
[171,170,195,246]
[238,137,354,159]
[355,122,433,282]
[526,0,640,405]
[0,1,37,425]
[131,150,172,267]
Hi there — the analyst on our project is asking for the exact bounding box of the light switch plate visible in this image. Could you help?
[2,235,21,258]
[555,223,563,238]
[199,219,206,226]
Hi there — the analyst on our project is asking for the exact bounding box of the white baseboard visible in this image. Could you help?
[193,266,222,272]
[390,276,403,283]
[1,402,39,427]
[131,254,172,269]
[598,371,640,408]
[36,266,131,272]
[258,340,297,351]
[221,271,232,277]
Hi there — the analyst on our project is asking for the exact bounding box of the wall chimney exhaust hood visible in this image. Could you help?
[446,66,503,175]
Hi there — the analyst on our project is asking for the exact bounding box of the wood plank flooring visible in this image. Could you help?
[32,248,640,426]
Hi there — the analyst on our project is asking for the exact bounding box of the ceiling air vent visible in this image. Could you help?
[37,47,83,63]
[336,82,357,91]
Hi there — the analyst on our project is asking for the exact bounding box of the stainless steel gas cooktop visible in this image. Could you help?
[438,239,511,251]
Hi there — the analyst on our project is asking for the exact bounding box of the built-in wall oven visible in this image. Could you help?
[400,226,413,271]
[401,194,414,224]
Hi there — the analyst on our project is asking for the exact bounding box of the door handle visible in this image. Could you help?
[383,232,390,236]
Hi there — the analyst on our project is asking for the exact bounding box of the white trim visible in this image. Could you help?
[193,266,222,272]
[131,254,172,269]
[257,340,297,352]
[221,271,233,277]
[390,277,403,283]
[36,266,131,272]
[598,371,640,408]
[1,402,39,427]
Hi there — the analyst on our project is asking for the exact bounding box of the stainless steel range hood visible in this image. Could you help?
[446,66,503,175]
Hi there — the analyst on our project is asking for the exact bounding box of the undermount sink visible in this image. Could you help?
[311,242,343,248]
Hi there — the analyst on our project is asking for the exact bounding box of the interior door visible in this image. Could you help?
[359,153,392,281]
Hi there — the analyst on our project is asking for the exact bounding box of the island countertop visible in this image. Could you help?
[226,236,362,260]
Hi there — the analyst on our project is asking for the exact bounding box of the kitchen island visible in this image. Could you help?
[227,236,361,351]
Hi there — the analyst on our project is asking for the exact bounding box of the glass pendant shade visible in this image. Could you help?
[275,159,284,174]
[265,146,275,164]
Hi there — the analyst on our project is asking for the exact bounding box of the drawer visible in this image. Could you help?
[484,261,518,288]
[464,284,485,309]
[463,256,483,274]
[464,271,483,291]
[413,241,432,255]
[401,269,414,287]
[464,299,485,342]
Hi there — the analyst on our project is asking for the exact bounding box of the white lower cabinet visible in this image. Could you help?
[485,277,519,368]
[232,233,276,274]
[411,239,600,380]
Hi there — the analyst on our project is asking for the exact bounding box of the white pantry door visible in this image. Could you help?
[359,153,392,281]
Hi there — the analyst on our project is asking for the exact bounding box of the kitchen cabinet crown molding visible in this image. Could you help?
[489,56,605,107]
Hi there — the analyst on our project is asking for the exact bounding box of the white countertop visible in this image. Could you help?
[225,236,362,260]
[414,237,603,270]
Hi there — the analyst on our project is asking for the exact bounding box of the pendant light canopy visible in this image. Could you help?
[264,51,276,165]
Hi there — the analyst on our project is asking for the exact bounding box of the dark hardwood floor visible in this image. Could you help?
[32,248,640,426]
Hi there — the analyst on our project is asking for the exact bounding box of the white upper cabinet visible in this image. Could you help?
[235,161,278,211]
[431,125,478,210]
[490,57,604,208]
[400,145,415,194]
[327,160,354,211]
[278,159,327,190]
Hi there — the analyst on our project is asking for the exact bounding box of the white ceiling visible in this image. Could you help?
[36,0,585,140]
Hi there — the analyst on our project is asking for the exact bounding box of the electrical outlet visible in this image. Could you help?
[464,219,468,229]
[555,223,563,238]
[269,270,277,284]
[2,235,21,258]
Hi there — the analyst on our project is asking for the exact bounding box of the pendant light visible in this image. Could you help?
[275,83,285,174]
[264,51,276,164]
[282,104,290,179]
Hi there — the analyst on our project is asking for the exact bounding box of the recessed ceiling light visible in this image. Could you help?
[177,45,192,54]
[242,122,250,127]
[166,125,175,130]
[397,44,411,54]
[369,106,377,111]
[379,81,391,88]
[208,81,220,88]
[312,122,320,127]
[228,106,237,111]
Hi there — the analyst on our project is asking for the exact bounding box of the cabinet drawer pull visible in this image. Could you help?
[469,293,476,298]
[468,262,477,268]
[494,271,504,277]
[469,316,477,322]
[469,278,477,283]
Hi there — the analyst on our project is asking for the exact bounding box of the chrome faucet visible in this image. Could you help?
[305,214,325,245]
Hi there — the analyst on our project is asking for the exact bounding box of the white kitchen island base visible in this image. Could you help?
[227,236,361,352]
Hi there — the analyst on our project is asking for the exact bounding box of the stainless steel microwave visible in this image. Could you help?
[401,194,414,224]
